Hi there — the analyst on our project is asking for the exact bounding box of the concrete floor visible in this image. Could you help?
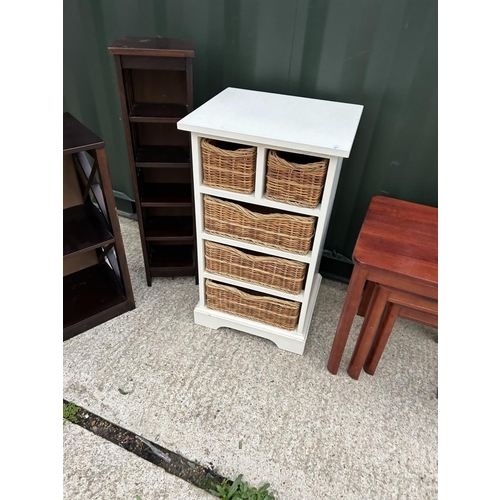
[63,216,438,499]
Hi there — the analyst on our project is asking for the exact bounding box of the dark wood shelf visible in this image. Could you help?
[110,37,197,285]
[63,262,128,340]
[144,216,194,242]
[129,103,188,123]
[63,113,135,339]
[135,145,191,167]
[63,112,104,154]
[64,202,114,256]
[141,183,192,207]
[149,244,196,276]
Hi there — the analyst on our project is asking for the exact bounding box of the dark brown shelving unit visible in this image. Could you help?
[63,112,135,341]
[109,36,197,285]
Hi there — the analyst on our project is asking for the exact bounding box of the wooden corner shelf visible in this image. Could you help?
[109,36,197,285]
[63,112,135,341]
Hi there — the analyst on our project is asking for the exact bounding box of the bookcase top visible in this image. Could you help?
[108,37,194,58]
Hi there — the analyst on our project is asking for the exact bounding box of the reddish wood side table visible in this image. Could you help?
[351,284,437,378]
[326,195,437,379]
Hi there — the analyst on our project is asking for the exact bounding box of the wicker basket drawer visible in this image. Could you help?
[201,138,256,194]
[205,279,300,330]
[204,241,307,295]
[266,150,328,208]
[203,195,316,255]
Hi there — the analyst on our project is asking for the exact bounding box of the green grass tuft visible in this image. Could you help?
[63,402,80,424]
[207,474,275,500]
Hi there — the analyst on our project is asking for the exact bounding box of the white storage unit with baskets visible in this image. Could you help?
[178,87,363,354]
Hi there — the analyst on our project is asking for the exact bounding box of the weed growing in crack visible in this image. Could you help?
[63,402,80,424]
[208,474,275,500]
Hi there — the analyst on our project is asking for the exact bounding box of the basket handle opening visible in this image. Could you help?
[270,150,326,165]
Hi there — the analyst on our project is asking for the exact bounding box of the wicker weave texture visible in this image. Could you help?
[203,196,315,255]
[205,279,301,330]
[201,138,256,194]
[204,241,307,295]
[266,150,328,208]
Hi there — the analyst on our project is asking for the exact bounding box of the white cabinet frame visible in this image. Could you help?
[179,87,363,354]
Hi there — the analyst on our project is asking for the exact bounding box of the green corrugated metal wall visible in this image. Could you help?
[63,0,437,277]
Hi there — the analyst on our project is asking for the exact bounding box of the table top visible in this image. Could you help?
[353,196,437,287]
[177,87,363,158]
[63,112,104,154]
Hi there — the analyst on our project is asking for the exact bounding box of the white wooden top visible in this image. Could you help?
[177,87,363,158]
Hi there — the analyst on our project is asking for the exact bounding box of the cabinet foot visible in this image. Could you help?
[194,304,307,355]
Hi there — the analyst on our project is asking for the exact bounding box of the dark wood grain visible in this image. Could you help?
[149,244,196,274]
[63,112,104,154]
[121,55,187,70]
[144,216,194,241]
[109,37,196,285]
[141,183,192,207]
[135,145,191,166]
[129,103,188,122]
[108,36,195,58]
[63,263,128,340]
[63,114,135,341]
[131,69,187,104]
[63,202,114,256]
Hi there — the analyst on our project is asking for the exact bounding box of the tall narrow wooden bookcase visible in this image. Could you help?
[63,112,135,341]
[109,37,196,286]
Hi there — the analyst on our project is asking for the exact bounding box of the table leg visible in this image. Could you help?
[327,266,368,374]
[364,303,400,375]
[347,285,390,379]
[357,281,375,317]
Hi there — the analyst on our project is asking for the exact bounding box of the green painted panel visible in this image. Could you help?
[63,0,437,265]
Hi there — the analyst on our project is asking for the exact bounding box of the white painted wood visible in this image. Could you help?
[298,272,322,345]
[200,185,321,216]
[311,157,343,277]
[193,271,322,355]
[296,157,339,333]
[190,134,207,306]
[179,88,363,354]
[177,87,363,158]
[194,304,307,355]
[254,146,267,199]
[259,195,323,216]
[194,131,339,159]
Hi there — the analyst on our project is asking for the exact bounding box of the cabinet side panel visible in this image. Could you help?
[297,157,341,333]
[190,134,206,304]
